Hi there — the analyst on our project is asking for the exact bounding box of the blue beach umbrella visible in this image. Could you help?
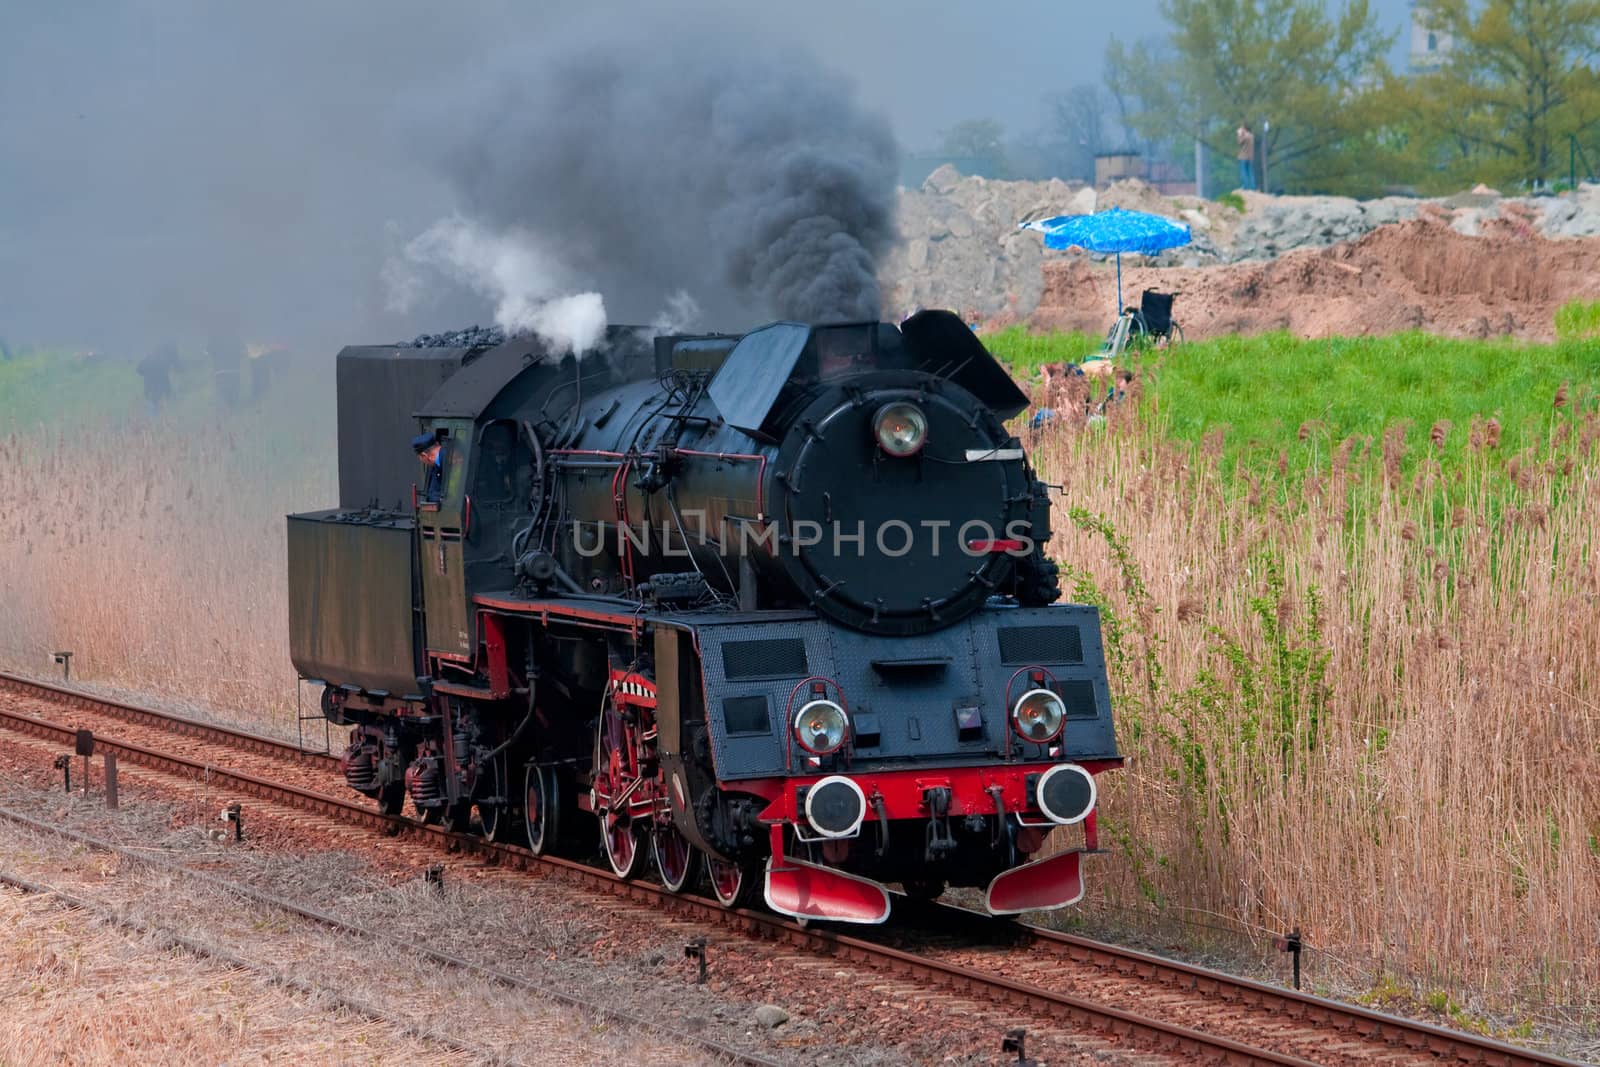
[1020,207,1191,315]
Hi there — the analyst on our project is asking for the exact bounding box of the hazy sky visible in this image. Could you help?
[0,0,1415,351]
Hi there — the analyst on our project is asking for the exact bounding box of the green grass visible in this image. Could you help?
[0,348,237,434]
[983,326,1103,376]
[9,329,1600,485]
[0,350,141,431]
[1143,332,1597,465]
[1555,299,1600,342]
[986,327,1600,476]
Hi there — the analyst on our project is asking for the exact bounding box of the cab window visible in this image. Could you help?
[473,421,532,510]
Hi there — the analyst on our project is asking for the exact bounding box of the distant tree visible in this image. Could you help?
[1104,35,1175,159]
[1046,84,1113,181]
[940,118,1009,177]
[1107,0,1397,195]
[1001,137,1059,181]
[1410,0,1600,188]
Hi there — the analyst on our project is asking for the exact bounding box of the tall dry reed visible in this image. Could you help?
[4,357,1594,1014]
[1031,387,1600,1013]
[0,389,335,734]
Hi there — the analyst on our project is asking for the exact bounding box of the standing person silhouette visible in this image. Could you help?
[1236,121,1256,191]
[137,343,178,417]
[207,333,243,409]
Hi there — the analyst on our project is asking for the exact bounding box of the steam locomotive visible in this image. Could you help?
[287,310,1121,922]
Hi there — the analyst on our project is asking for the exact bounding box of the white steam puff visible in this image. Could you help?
[525,292,607,354]
[651,290,701,335]
[389,215,607,355]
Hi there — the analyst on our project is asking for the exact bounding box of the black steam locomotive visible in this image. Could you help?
[287,310,1121,922]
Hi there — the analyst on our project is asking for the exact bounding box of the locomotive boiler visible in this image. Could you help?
[287,310,1121,922]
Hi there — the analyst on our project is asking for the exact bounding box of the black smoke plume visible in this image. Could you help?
[425,22,900,327]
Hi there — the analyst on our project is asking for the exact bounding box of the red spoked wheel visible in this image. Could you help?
[595,701,646,879]
[524,763,562,856]
[601,811,645,879]
[652,823,701,893]
[706,853,755,909]
[476,752,518,844]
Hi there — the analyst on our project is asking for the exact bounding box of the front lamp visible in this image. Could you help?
[1011,687,1066,744]
[794,699,849,755]
[873,401,928,457]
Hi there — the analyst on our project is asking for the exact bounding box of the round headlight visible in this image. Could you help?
[794,699,848,755]
[1011,688,1066,744]
[1036,763,1096,824]
[804,775,868,838]
[873,401,928,457]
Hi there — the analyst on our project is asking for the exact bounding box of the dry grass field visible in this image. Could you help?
[0,886,461,1065]
[2,338,1596,1026]
[0,361,334,732]
[1026,367,1599,1022]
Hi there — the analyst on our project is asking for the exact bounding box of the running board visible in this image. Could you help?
[984,848,1085,916]
[763,856,892,925]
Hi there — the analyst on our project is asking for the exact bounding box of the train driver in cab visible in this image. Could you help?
[412,432,444,503]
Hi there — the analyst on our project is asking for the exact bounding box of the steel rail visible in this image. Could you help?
[2,678,1585,1067]
[0,698,1309,1065]
[0,671,339,771]
[1008,920,1583,1067]
[0,804,783,1067]
[907,895,1587,1067]
[0,869,515,1065]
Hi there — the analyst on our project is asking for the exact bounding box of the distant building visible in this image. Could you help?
[1094,152,1142,187]
[1409,1,1452,72]
[1093,152,1196,196]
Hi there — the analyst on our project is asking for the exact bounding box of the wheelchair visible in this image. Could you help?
[1128,288,1183,348]
[1100,289,1184,356]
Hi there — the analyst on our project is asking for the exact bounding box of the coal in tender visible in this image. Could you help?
[403,324,509,349]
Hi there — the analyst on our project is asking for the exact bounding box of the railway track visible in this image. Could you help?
[0,806,782,1067]
[0,670,1583,1067]
[0,670,340,773]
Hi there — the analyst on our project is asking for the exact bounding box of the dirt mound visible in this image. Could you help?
[878,167,1600,330]
[881,170,1235,323]
[1029,217,1600,342]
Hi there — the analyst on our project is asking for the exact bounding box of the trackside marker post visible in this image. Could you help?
[75,730,94,797]
[1001,1028,1035,1066]
[221,802,243,842]
[1275,927,1304,989]
[685,937,709,984]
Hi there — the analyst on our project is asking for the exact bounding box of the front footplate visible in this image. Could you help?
[764,856,892,925]
[984,848,1085,915]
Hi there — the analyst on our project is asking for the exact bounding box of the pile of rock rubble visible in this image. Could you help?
[880,164,1600,325]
